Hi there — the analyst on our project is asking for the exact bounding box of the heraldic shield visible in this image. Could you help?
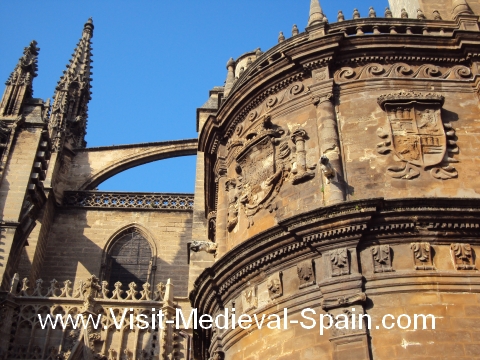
[237,135,282,216]
[377,91,458,180]
[386,101,446,167]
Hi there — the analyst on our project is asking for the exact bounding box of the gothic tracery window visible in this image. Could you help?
[104,229,153,292]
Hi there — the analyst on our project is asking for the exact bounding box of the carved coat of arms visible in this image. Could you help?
[376,91,458,180]
[225,90,317,229]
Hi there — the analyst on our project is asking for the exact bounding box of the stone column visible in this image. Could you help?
[214,157,228,258]
[313,93,345,205]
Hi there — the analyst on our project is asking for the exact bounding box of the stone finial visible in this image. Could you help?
[385,7,393,18]
[337,10,345,22]
[417,9,426,19]
[307,0,325,26]
[401,8,409,18]
[369,7,376,18]
[278,31,285,43]
[452,0,473,17]
[292,24,299,36]
[353,8,361,19]
[255,48,263,56]
[83,17,94,36]
[433,10,443,20]
[224,58,236,97]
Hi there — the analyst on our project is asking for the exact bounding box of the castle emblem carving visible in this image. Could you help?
[376,91,458,180]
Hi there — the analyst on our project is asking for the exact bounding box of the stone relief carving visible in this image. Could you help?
[377,91,458,180]
[411,242,435,270]
[321,292,367,310]
[242,286,258,312]
[224,82,316,228]
[371,245,393,273]
[297,259,315,289]
[190,241,218,254]
[450,243,477,270]
[335,63,472,83]
[225,178,239,231]
[320,155,335,183]
[267,272,283,300]
[329,248,350,277]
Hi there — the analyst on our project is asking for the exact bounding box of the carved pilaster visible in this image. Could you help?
[214,156,228,258]
[312,91,345,205]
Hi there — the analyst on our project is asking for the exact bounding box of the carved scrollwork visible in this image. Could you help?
[335,63,472,82]
[376,91,458,180]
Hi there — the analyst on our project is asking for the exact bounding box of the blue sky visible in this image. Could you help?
[0,0,388,193]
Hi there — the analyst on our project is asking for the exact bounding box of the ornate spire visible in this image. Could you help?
[49,18,94,150]
[307,0,324,27]
[0,41,40,117]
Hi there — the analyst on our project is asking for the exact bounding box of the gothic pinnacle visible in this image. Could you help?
[307,0,324,27]
[49,19,94,150]
[0,40,40,117]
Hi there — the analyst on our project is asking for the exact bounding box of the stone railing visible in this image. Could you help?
[0,275,189,360]
[14,277,168,302]
[63,191,194,211]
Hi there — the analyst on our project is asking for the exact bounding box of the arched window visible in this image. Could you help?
[104,229,153,291]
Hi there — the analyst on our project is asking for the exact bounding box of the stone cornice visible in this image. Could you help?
[190,197,480,314]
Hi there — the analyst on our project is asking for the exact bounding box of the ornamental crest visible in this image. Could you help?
[225,92,316,228]
[376,91,458,180]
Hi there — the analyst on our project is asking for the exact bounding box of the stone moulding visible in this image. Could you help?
[190,197,480,310]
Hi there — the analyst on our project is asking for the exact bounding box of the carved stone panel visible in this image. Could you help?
[371,245,393,273]
[297,259,315,289]
[329,248,350,277]
[223,82,317,229]
[242,286,258,312]
[376,91,458,180]
[411,242,435,270]
[267,272,283,300]
[450,243,477,270]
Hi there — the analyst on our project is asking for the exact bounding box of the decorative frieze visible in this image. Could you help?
[335,63,472,83]
[450,243,477,270]
[371,245,393,273]
[411,242,435,270]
